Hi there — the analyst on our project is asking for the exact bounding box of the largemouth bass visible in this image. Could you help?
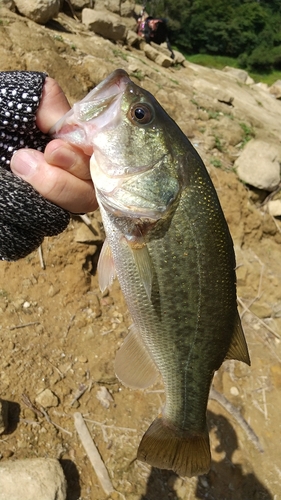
[51,69,250,477]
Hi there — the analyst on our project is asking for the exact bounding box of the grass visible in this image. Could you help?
[186,53,281,86]
[239,122,255,148]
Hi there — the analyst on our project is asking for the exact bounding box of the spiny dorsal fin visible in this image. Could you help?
[225,313,251,365]
[115,324,159,389]
[97,238,116,293]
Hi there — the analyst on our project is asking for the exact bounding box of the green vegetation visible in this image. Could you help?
[112,49,128,61]
[239,122,255,148]
[146,0,281,76]
[210,158,223,168]
[188,53,281,84]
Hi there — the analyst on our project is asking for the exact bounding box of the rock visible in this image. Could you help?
[267,199,281,217]
[250,301,272,319]
[1,0,16,11]
[235,139,281,191]
[13,0,60,24]
[82,8,127,42]
[246,75,255,85]
[74,217,104,244]
[96,386,114,409]
[223,66,250,83]
[35,389,59,408]
[143,43,173,67]
[269,80,281,99]
[69,0,90,10]
[253,82,269,92]
[120,0,134,17]
[0,399,8,435]
[173,50,186,66]
[0,458,67,500]
[151,41,171,58]
[126,29,140,47]
[74,224,99,246]
[94,0,119,14]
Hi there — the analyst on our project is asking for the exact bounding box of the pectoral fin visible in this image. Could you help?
[115,324,159,389]
[97,238,116,293]
[225,313,251,365]
[129,243,153,300]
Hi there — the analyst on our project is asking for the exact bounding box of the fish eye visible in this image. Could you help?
[130,103,154,125]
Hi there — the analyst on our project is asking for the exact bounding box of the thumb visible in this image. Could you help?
[10,149,97,213]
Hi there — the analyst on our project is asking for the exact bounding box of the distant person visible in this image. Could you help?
[136,9,174,59]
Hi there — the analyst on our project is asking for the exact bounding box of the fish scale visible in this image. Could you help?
[51,68,250,477]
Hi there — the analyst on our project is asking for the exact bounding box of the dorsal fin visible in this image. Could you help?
[225,313,250,365]
[115,324,159,389]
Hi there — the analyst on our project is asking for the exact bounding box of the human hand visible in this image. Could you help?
[10,77,98,214]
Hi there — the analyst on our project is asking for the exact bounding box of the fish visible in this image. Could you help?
[51,69,250,477]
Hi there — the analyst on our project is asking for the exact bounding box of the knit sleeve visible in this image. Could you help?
[0,71,70,261]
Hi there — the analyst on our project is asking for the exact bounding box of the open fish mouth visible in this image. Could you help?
[50,69,130,145]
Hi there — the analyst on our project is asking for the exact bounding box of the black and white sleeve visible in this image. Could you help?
[0,71,70,261]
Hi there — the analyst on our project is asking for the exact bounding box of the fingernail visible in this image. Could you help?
[10,150,39,177]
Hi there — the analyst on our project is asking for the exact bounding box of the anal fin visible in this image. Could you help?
[115,324,159,389]
[137,417,211,477]
[225,313,251,365]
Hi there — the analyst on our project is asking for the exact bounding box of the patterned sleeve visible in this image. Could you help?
[0,71,70,261]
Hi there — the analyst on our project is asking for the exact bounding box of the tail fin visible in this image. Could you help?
[137,417,211,477]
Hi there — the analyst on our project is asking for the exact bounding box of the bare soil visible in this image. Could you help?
[0,7,281,500]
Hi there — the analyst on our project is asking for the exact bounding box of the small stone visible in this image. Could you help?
[47,285,60,297]
[230,386,239,396]
[74,226,98,246]
[76,355,88,363]
[23,301,31,308]
[96,386,114,409]
[35,389,59,408]
[0,399,9,435]
[267,199,281,217]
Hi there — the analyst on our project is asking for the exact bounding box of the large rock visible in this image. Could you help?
[13,0,60,24]
[94,0,119,14]
[1,0,16,11]
[143,43,173,68]
[0,459,67,500]
[126,29,140,47]
[82,8,127,42]
[93,0,134,17]
[223,66,254,84]
[269,80,281,99]
[235,139,281,191]
[69,0,90,10]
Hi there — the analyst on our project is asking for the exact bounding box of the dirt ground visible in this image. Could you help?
[0,7,281,500]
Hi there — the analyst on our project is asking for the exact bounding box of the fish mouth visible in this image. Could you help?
[84,69,131,105]
[50,69,131,139]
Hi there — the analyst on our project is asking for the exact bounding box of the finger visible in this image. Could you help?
[10,149,98,213]
[36,77,70,133]
[44,139,92,181]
